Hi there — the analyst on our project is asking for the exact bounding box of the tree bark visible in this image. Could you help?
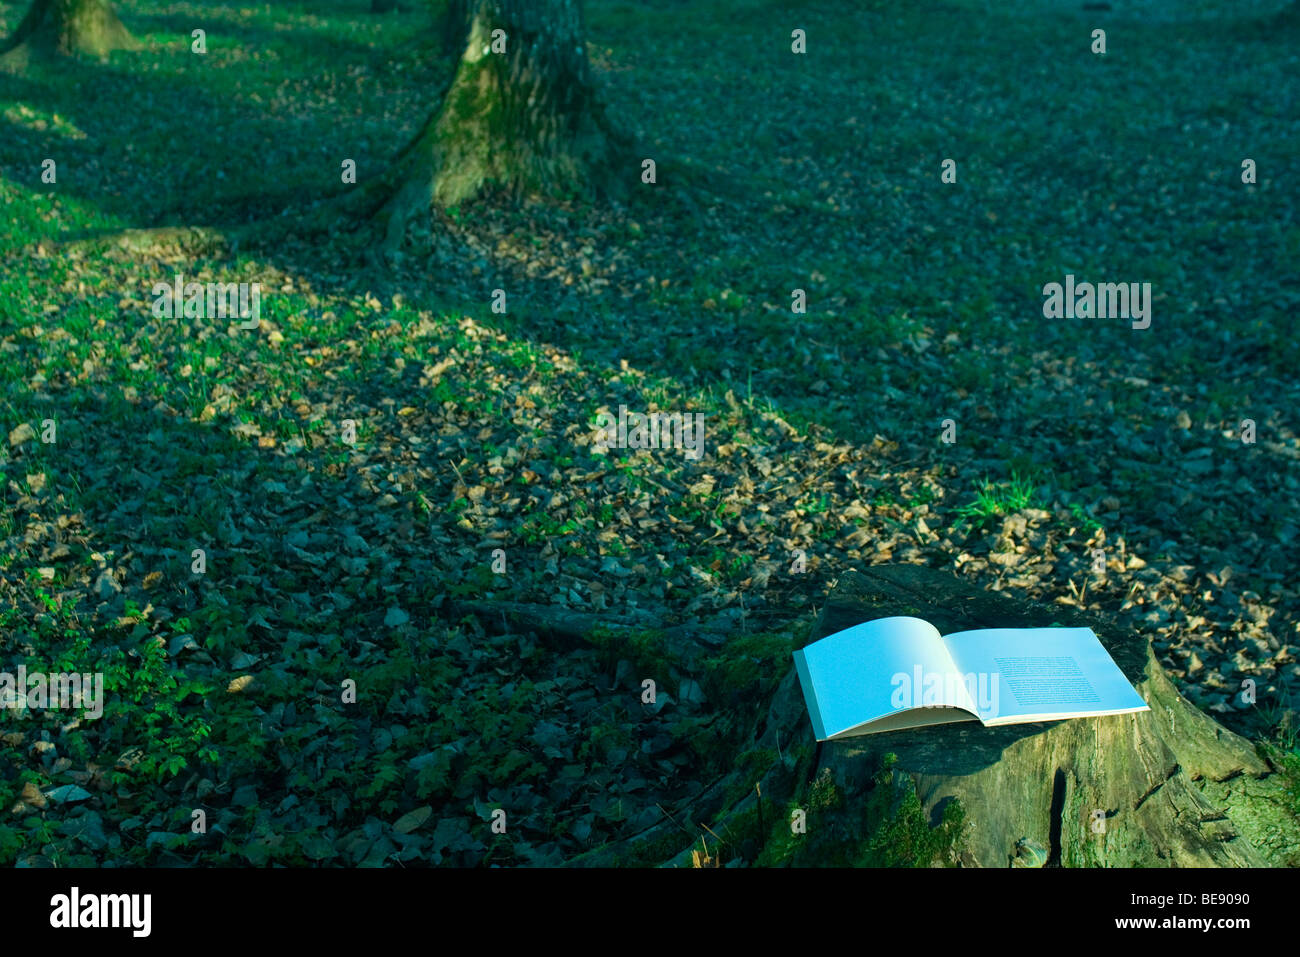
[368,0,627,251]
[0,0,137,59]
[573,566,1300,867]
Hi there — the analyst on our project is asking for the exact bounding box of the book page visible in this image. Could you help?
[941,627,1149,725]
[793,616,976,741]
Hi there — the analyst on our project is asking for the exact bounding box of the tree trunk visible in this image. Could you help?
[0,0,137,60]
[370,0,627,251]
[574,566,1300,867]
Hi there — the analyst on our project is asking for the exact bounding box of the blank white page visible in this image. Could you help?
[794,616,969,740]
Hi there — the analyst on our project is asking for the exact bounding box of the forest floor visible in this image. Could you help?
[0,0,1298,866]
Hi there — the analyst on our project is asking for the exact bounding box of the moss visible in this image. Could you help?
[579,722,636,763]
[670,713,737,768]
[586,625,678,681]
[716,805,763,862]
[756,756,965,867]
[860,780,964,867]
[40,0,136,58]
[700,631,794,699]
[426,5,619,205]
[616,828,693,868]
[755,805,802,866]
[720,747,778,807]
[1259,739,1300,821]
[579,708,964,870]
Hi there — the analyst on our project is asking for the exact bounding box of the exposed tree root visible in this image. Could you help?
[42,190,382,261]
[53,226,237,259]
[447,599,730,657]
[0,0,49,56]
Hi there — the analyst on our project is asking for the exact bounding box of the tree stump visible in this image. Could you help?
[705,565,1300,867]
[748,566,1300,868]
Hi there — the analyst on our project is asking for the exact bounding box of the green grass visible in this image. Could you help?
[955,470,1045,525]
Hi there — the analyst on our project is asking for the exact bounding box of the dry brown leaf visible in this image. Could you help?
[19,781,46,809]
[227,675,255,694]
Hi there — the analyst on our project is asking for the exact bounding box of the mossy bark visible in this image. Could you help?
[0,0,138,60]
[369,0,628,251]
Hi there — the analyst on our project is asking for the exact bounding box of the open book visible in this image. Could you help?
[792,616,1149,740]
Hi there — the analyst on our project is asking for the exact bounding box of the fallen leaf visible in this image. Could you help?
[18,780,46,809]
[393,806,434,834]
[8,423,36,447]
[227,675,255,694]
